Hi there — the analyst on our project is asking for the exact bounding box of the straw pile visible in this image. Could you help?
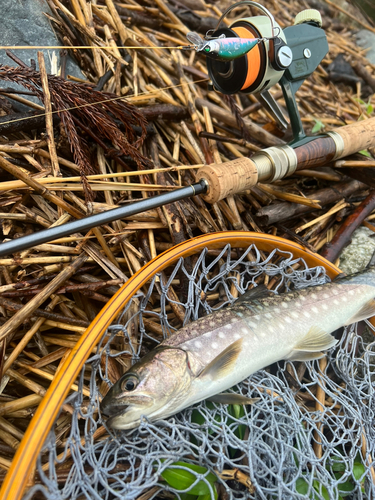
[0,0,374,488]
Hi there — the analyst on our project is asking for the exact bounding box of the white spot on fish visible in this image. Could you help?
[212,342,218,349]
[231,318,237,323]
[342,296,348,302]
[300,296,306,301]
[282,302,288,308]
[332,289,340,295]
[285,317,292,323]
[209,321,215,327]
[234,333,241,340]
[333,300,339,305]
[247,322,256,329]
[237,312,244,317]
[243,341,249,347]
[348,290,355,296]
[205,331,212,337]
[323,294,329,299]
[312,307,318,313]
[295,301,302,307]
[265,313,272,319]
[194,341,202,348]
[225,324,232,330]
[274,308,281,313]
[303,311,311,318]
[311,293,318,299]
[316,286,323,291]
[291,311,299,318]
[241,327,249,334]
[269,326,275,333]
[219,332,225,339]
[260,331,267,337]
[322,304,328,310]
[257,305,263,311]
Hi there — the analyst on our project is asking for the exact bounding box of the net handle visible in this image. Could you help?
[0,231,342,500]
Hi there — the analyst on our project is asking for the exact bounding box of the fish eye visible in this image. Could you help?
[121,374,139,392]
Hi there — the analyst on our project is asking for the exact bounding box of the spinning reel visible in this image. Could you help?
[186,1,329,146]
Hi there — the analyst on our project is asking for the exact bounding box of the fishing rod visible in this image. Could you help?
[0,1,374,257]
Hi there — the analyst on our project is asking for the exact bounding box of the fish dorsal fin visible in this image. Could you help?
[207,393,259,405]
[236,285,272,304]
[199,338,242,380]
[344,299,375,325]
[292,326,338,352]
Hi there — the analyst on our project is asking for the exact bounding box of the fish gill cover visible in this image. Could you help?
[23,243,375,500]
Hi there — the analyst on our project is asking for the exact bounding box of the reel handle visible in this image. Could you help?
[198,117,375,203]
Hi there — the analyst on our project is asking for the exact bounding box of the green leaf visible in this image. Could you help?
[330,457,346,472]
[312,119,325,134]
[296,477,309,495]
[160,461,217,497]
[313,480,330,500]
[359,150,372,157]
[353,462,365,481]
[367,104,374,114]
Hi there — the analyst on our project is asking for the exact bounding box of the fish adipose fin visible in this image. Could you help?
[344,299,375,325]
[236,284,272,303]
[207,393,259,405]
[287,326,338,361]
[199,338,242,380]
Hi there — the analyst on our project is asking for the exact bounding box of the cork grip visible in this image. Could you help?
[198,158,258,203]
[336,117,375,158]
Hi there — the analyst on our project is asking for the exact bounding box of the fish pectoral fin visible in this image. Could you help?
[344,299,375,325]
[292,326,338,352]
[207,393,259,405]
[236,284,272,303]
[287,351,326,362]
[198,338,242,380]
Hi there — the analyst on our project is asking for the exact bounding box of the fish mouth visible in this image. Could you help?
[101,404,129,418]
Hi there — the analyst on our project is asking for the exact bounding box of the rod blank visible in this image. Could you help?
[0,182,207,257]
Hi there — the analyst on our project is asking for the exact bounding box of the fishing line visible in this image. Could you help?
[0,45,188,51]
[0,78,209,127]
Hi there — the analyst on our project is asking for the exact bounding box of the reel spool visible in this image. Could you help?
[207,2,290,95]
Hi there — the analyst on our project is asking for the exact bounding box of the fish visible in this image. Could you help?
[101,266,375,430]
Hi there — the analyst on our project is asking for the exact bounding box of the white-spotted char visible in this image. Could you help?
[101,266,375,429]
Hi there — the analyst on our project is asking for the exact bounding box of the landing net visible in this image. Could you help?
[23,244,375,499]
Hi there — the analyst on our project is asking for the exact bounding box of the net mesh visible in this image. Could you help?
[22,244,375,500]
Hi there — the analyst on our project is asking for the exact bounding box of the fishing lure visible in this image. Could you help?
[185,31,261,61]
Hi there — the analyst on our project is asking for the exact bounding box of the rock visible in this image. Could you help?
[356,29,375,65]
[339,226,375,274]
[0,0,84,110]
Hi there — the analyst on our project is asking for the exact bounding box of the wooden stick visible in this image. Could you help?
[0,156,82,219]
[320,190,375,262]
[0,253,88,343]
[295,200,347,233]
[37,52,60,178]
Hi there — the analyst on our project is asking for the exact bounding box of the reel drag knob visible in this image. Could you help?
[294,9,323,27]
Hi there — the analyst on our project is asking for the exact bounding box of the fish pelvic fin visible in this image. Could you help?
[290,326,338,357]
[198,338,242,380]
[207,393,259,405]
[287,351,326,362]
[344,299,375,325]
